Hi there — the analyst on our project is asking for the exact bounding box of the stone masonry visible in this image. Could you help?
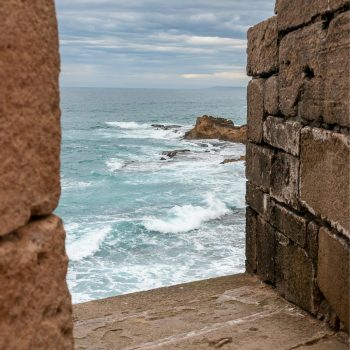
[246,0,350,332]
[0,1,74,349]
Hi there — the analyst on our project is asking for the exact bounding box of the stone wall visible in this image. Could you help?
[246,0,349,332]
[0,1,74,348]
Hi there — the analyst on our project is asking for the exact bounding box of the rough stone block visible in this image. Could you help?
[247,16,278,77]
[276,234,317,314]
[306,221,319,270]
[270,151,300,210]
[246,182,270,219]
[246,207,257,273]
[270,201,307,247]
[300,128,350,236]
[246,143,274,192]
[263,116,302,156]
[256,216,276,283]
[0,1,61,236]
[247,79,265,143]
[322,12,350,126]
[276,0,350,32]
[279,14,350,126]
[0,216,73,349]
[264,75,279,116]
[318,227,349,331]
[279,22,323,118]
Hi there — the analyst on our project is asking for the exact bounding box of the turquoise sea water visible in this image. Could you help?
[57,87,247,303]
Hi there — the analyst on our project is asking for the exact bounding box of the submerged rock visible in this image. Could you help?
[161,149,191,159]
[184,115,247,143]
[221,156,246,164]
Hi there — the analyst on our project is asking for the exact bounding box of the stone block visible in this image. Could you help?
[264,75,279,116]
[246,207,257,273]
[247,79,265,143]
[306,221,319,270]
[276,235,317,314]
[318,227,349,331]
[263,116,302,156]
[279,14,350,126]
[276,0,350,32]
[0,216,73,349]
[279,22,323,118]
[300,128,350,236]
[247,16,278,77]
[322,12,350,126]
[270,151,300,210]
[256,216,276,283]
[246,143,274,192]
[0,1,61,236]
[270,201,307,247]
[246,182,270,219]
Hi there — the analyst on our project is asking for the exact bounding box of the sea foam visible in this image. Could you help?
[66,226,111,261]
[106,158,125,171]
[106,121,146,129]
[143,193,230,234]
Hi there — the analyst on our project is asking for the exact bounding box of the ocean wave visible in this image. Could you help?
[61,180,92,190]
[106,158,125,171]
[106,121,147,129]
[143,193,230,234]
[66,226,111,262]
[105,121,191,140]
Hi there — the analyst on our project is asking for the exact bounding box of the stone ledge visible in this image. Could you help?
[73,274,349,350]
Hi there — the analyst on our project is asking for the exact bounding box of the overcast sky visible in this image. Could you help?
[56,0,275,88]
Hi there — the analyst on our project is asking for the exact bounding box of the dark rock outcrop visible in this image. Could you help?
[152,124,181,130]
[184,116,247,143]
[161,149,191,159]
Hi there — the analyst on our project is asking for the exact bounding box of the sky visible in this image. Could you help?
[56,0,275,88]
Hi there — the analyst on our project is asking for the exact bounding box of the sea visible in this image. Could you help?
[56,87,247,304]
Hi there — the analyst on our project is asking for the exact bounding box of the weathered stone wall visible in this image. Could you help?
[0,1,74,348]
[246,0,350,332]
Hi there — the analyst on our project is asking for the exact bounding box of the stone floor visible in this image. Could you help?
[73,274,349,349]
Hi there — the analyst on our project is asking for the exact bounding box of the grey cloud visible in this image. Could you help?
[56,0,275,88]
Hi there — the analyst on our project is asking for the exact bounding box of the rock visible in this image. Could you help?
[184,116,247,143]
[161,149,191,159]
[220,156,246,164]
[151,124,181,130]
[160,157,167,161]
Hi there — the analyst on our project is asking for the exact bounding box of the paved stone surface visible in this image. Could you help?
[73,274,348,350]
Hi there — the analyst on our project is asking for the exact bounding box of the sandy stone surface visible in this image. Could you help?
[0,0,61,237]
[73,274,349,349]
[0,216,74,349]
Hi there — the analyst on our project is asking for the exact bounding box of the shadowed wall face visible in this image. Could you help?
[246,0,350,332]
[0,1,74,348]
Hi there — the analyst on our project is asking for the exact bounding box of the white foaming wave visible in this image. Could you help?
[143,193,230,234]
[106,158,124,171]
[105,121,191,140]
[67,226,111,262]
[61,180,92,190]
[106,121,147,129]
